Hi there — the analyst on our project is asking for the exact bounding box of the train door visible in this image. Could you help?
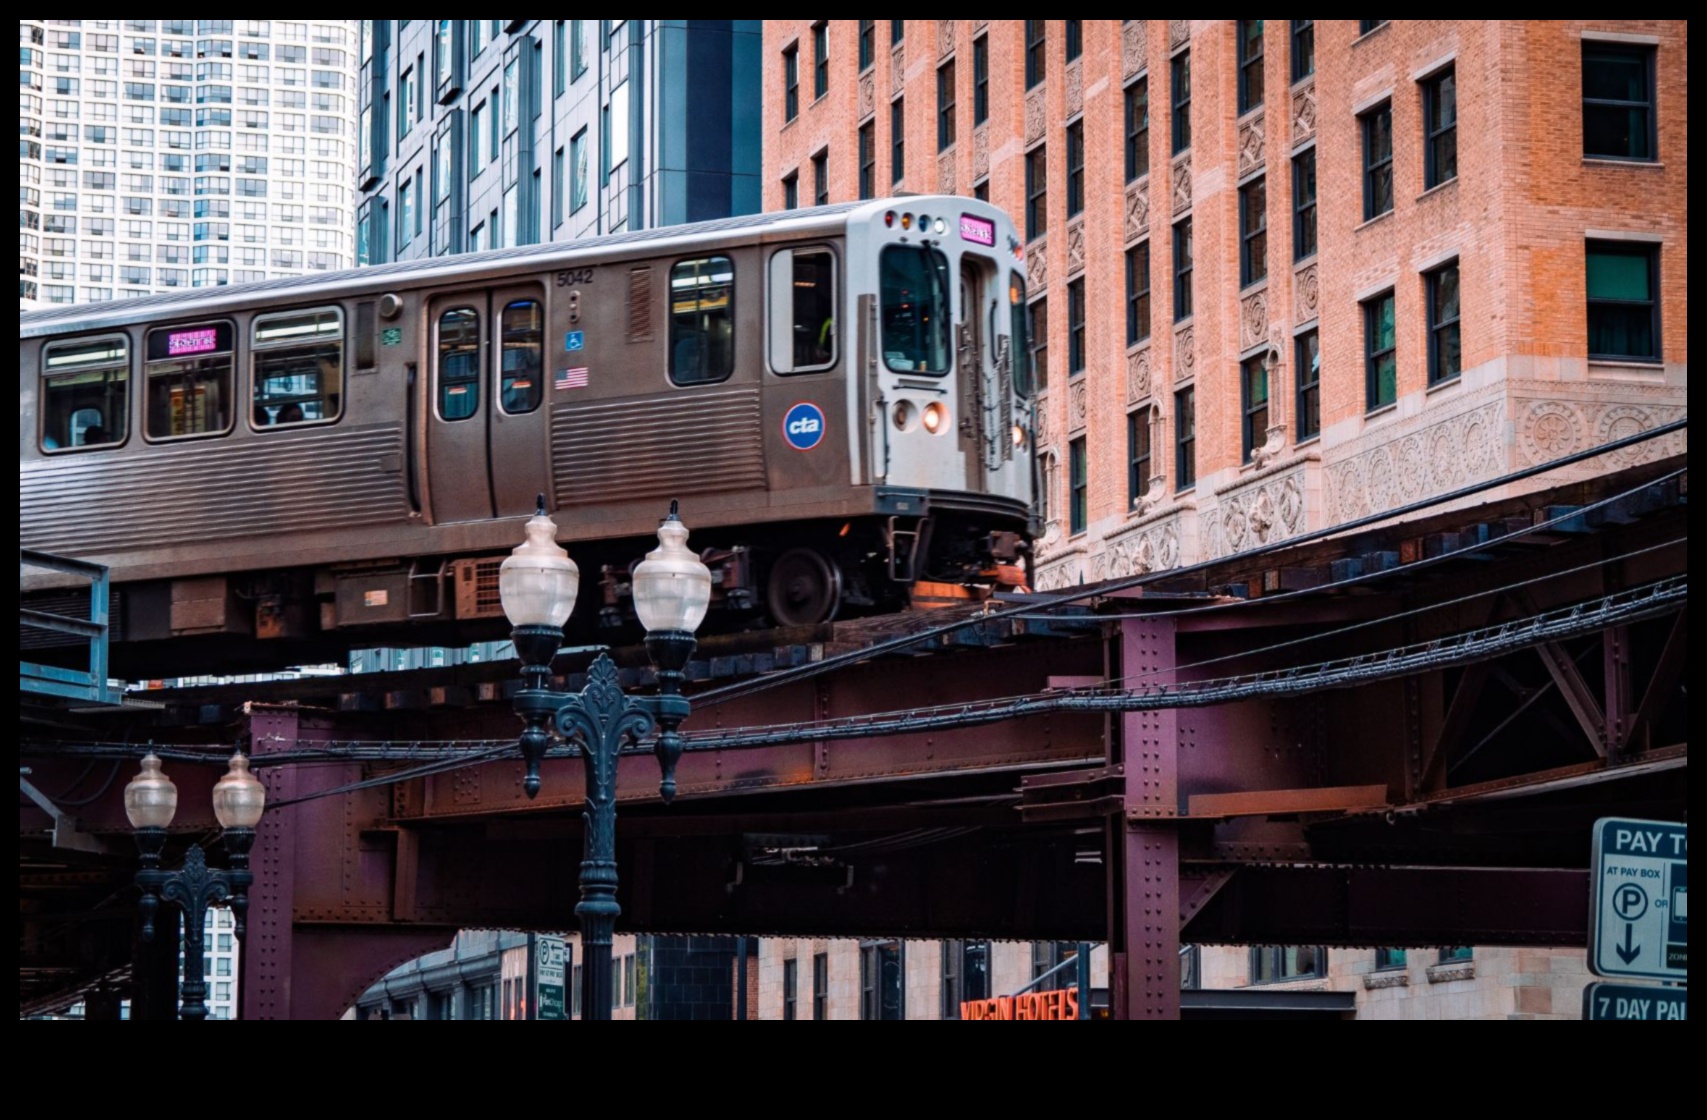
[424,292,494,523]
[487,282,550,518]
[957,258,993,491]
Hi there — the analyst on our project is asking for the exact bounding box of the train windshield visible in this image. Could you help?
[880,245,951,374]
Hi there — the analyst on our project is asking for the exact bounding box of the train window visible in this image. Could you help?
[498,299,544,414]
[668,256,734,386]
[144,321,235,441]
[251,307,344,428]
[880,245,952,375]
[41,335,129,451]
[768,246,837,375]
[1010,273,1032,397]
[437,306,481,420]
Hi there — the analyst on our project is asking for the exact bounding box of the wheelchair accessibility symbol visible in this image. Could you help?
[1613,882,1649,922]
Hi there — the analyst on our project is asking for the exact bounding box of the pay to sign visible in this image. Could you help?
[1590,818,1687,982]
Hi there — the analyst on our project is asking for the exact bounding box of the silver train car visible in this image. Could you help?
[22,197,1038,676]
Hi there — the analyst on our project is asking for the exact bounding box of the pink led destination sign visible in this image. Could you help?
[959,214,995,246]
[168,327,220,357]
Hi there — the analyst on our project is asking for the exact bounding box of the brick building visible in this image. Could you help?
[762,19,1686,590]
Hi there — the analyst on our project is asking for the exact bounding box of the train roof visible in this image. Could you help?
[20,195,1008,341]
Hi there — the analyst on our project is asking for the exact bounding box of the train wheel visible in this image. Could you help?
[766,548,842,627]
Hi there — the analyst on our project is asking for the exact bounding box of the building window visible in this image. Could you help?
[973,36,989,125]
[1359,20,1387,35]
[891,20,904,46]
[1064,121,1087,217]
[1439,946,1474,963]
[812,150,828,206]
[1237,20,1264,115]
[1028,296,1048,391]
[1067,277,1085,374]
[1064,20,1082,63]
[669,256,735,386]
[1175,384,1196,490]
[812,22,829,100]
[783,958,799,1020]
[782,44,798,122]
[1239,176,1267,287]
[1069,437,1087,535]
[1364,290,1397,410]
[1241,352,1269,462]
[1125,77,1149,182]
[858,121,875,200]
[1126,241,1151,345]
[1025,20,1046,90]
[1250,946,1327,983]
[1361,100,1393,220]
[1374,948,1407,970]
[813,953,828,1020]
[1128,408,1152,508]
[1025,145,1047,240]
[570,128,588,213]
[1292,148,1317,260]
[1295,328,1320,441]
[1586,240,1659,361]
[1172,216,1192,321]
[397,66,416,139]
[571,20,587,79]
[974,181,989,202]
[858,19,874,72]
[1170,50,1191,154]
[1423,67,1457,188]
[941,940,991,1019]
[1583,43,1655,161]
[937,59,956,151]
[779,171,799,212]
[1291,20,1314,82]
[551,146,564,228]
[1426,260,1462,384]
[891,99,905,184]
[860,941,904,1020]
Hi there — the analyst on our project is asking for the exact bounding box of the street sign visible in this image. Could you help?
[1590,817,1687,981]
[1583,982,1687,1021]
[536,935,568,1020]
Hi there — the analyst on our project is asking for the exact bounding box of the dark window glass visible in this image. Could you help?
[1375,948,1407,970]
[937,59,956,151]
[1295,329,1321,441]
[1125,78,1149,182]
[940,939,991,1019]
[1028,296,1049,391]
[783,46,798,121]
[1242,352,1269,462]
[1128,408,1152,508]
[669,256,735,386]
[1583,43,1655,160]
[1251,946,1327,982]
[1025,145,1047,239]
[1173,217,1193,321]
[437,307,480,420]
[1064,21,1082,63]
[1067,277,1085,374]
[252,308,343,427]
[1126,242,1151,345]
[1364,291,1396,410]
[1586,240,1659,361]
[1440,946,1474,963]
[1359,20,1387,35]
[858,19,874,71]
[1423,68,1457,188]
[1239,176,1267,287]
[1237,20,1264,114]
[1010,273,1032,396]
[1293,148,1317,260]
[860,942,904,1020]
[891,20,904,46]
[880,244,952,374]
[1174,385,1195,490]
[782,171,798,211]
[812,953,828,1020]
[974,180,989,201]
[788,248,837,370]
[1025,20,1046,90]
[1065,122,1084,217]
[1171,50,1191,153]
[973,37,989,125]
[1069,436,1087,534]
[859,121,875,199]
[813,150,828,206]
[499,299,544,413]
[1361,101,1393,219]
[41,335,129,450]
[812,22,829,99]
[144,320,233,439]
[1427,261,1462,384]
[1291,20,1314,82]
[783,958,798,1020]
[891,98,905,184]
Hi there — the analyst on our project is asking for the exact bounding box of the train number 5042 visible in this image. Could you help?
[554,268,595,286]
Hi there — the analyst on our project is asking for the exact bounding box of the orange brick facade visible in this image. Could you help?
[763,20,1686,587]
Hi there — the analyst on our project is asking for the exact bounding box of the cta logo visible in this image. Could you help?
[782,401,827,451]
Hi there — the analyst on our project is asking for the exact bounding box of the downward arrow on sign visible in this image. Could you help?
[1616,922,1642,965]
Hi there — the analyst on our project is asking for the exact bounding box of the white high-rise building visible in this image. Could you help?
[20,19,359,310]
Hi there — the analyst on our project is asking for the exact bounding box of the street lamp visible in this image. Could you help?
[124,750,266,1021]
[501,497,711,1021]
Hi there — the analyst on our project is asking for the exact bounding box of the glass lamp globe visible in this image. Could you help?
[631,504,712,635]
[211,752,267,829]
[124,752,179,830]
[499,505,580,628]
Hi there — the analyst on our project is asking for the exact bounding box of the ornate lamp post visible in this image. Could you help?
[124,750,266,1021]
[501,497,711,1021]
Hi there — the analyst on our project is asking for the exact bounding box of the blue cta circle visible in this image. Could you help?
[782,401,827,451]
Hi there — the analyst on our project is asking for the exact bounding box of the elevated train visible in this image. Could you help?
[21,197,1038,677]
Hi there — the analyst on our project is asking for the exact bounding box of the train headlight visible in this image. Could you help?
[892,399,915,431]
[922,401,948,435]
[933,217,947,235]
[1012,423,1028,450]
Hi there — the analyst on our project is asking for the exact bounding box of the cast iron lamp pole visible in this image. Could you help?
[501,497,711,1021]
[124,750,266,1021]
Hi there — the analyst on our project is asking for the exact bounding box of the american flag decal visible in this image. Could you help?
[555,366,589,390]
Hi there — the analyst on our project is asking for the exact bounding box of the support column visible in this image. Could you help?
[243,708,298,1020]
